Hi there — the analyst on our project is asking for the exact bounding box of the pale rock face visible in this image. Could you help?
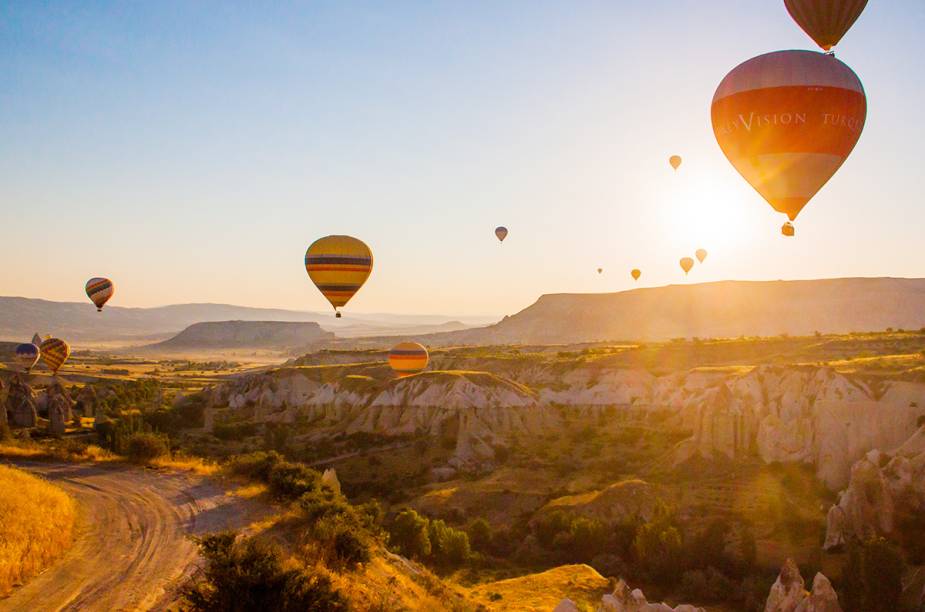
[764,559,842,612]
[553,598,581,612]
[6,376,37,428]
[321,468,341,495]
[597,579,704,612]
[824,426,925,550]
[205,363,924,489]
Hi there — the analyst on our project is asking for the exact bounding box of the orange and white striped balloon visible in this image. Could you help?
[388,342,429,376]
[39,338,70,375]
[85,277,114,311]
[711,50,866,232]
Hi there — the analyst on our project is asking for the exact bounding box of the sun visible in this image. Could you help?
[661,174,756,255]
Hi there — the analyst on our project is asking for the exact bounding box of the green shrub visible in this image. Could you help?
[388,508,432,559]
[267,462,322,500]
[467,518,492,552]
[226,451,284,481]
[126,432,170,463]
[183,532,346,612]
[213,422,258,441]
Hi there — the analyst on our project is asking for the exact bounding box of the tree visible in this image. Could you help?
[388,509,431,559]
[841,537,905,612]
[467,518,493,552]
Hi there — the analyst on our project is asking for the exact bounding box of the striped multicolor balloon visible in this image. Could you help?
[14,343,40,373]
[784,0,868,52]
[39,338,70,375]
[388,342,429,376]
[712,50,866,235]
[304,235,373,318]
[85,277,115,312]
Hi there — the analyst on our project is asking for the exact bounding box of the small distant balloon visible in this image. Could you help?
[304,235,373,319]
[39,338,70,375]
[388,342,429,376]
[85,277,114,312]
[495,226,508,243]
[31,333,42,346]
[631,269,641,281]
[669,155,682,170]
[597,268,603,274]
[695,249,708,263]
[680,257,694,275]
[15,343,40,373]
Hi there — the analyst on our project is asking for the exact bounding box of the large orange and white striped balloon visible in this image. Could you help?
[388,342,429,376]
[711,50,866,233]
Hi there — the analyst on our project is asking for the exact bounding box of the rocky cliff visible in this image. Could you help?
[201,362,924,489]
[823,425,925,550]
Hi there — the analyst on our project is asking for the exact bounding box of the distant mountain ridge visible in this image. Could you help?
[422,278,925,345]
[0,297,489,343]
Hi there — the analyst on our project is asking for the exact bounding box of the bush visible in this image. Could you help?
[842,537,905,612]
[467,518,492,552]
[226,451,283,481]
[213,422,258,441]
[389,508,431,559]
[267,462,322,500]
[126,432,169,463]
[183,532,346,611]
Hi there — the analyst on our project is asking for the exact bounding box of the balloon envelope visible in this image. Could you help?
[31,333,42,347]
[39,338,70,374]
[631,269,641,281]
[304,236,373,315]
[597,268,603,274]
[388,342,429,375]
[696,249,708,263]
[784,0,868,51]
[85,277,114,311]
[680,257,694,275]
[669,155,682,170]
[495,226,508,242]
[15,343,40,371]
[712,50,866,224]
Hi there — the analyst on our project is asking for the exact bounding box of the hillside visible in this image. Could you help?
[146,321,336,353]
[425,277,925,345]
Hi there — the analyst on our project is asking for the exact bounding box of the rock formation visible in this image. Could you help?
[45,382,74,436]
[598,578,704,612]
[6,375,38,428]
[321,468,341,495]
[824,425,925,550]
[764,559,841,612]
[202,361,924,489]
[553,598,580,612]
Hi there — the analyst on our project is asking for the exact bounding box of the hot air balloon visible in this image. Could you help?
[85,277,114,312]
[597,268,603,274]
[40,338,70,375]
[388,341,429,376]
[696,249,708,263]
[669,155,682,170]
[14,343,40,373]
[495,226,508,243]
[31,333,42,347]
[304,236,373,318]
[712,50,866,236]
[680,257,694,275]
[784,0,868,52]
[631,269,641,281]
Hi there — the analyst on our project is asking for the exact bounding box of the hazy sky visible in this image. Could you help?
[2,1,924,317]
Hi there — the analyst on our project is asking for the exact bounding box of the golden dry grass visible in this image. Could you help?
[0,465,77,596]
[468,564,608,611]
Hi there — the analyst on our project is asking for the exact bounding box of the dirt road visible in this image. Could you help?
[1,461,265,612]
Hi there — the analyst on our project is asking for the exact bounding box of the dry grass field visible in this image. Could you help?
[0,464,77,596]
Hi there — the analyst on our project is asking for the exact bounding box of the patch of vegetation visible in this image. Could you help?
[183,531,347,612]
[0,465,76,596]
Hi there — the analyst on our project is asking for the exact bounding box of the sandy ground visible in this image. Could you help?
[1,461,267,612]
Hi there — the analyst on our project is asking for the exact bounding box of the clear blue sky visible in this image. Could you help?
[2,1,923,316]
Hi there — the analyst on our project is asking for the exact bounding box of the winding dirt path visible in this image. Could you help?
[0,461,266,612]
